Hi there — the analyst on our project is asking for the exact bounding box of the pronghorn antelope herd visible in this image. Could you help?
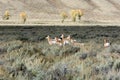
[46,34,84,47]
[46,34,111,48]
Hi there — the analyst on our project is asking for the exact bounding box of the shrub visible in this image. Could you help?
[20,12,27,23]
[6,40,23,53]
[60,12,68,23]
[2,10,10,20]
[70,9,84,22]
[45,63,75,80]
[110,44,120,54]
[70,10,77,22]
[113,60,120,72]
[58,46,80,57]
[77,9,84,20]
[79,53,87,60]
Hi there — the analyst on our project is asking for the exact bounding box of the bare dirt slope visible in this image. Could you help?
[0,0,120,22]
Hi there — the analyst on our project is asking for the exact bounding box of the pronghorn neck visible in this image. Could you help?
[104,39,108,43]
[46,36,51,41]
[61,34,64,39]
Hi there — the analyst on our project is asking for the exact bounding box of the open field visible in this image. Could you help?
[1,19,120,27]
[0,26,120,80]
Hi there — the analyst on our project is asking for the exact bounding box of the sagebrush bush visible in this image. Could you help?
[0,40,120,80]
[6,40,23,53]
[110,44,120,53]
[113,60,120,72]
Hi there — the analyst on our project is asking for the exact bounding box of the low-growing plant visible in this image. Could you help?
[2,10,10,20]
[113,60,120,72]
[20,12,27,24]
[60,12,68,23]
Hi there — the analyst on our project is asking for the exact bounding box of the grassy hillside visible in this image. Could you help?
[0,0,120,22]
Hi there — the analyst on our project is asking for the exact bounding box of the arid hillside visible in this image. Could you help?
[0,0,120,22]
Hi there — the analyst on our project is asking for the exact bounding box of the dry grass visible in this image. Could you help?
[0,39,119,80]
[0,26,120,80]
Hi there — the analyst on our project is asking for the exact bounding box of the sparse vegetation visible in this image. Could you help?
[60,12,68,23]
[20,12,27,24]
[71,10,77,22]
[2,10,10,20]
[0,26,120,80]
[70,9,84,22]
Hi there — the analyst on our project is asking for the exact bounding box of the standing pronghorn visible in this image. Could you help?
[66,35,84,47]
[60,34,71,45]
[104,38,111,48]
[54,37,63,46]
[46,35,56,45]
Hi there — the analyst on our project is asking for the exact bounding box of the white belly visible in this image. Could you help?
[104,43,110,47]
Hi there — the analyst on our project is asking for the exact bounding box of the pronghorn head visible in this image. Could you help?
[46,35,50,39]
[104,38,108,43]
[61,34,64,39]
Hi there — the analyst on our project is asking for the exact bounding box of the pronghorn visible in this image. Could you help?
[66,35,84,47]
[54,37,63,46]
[104,38,110,48]
[72,41,84,47]
[60,34,71,45]
[66,35,76,43]
[60,34,84,46]
[46,35,56,45]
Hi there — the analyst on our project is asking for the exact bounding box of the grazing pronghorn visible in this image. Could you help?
[66,35,76,43]
[60,34,71,45]
[104,38,111,48]
[54,37,63,46]
[70,39,84,47]
[46,35,56,45]
[66,35,84,47]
